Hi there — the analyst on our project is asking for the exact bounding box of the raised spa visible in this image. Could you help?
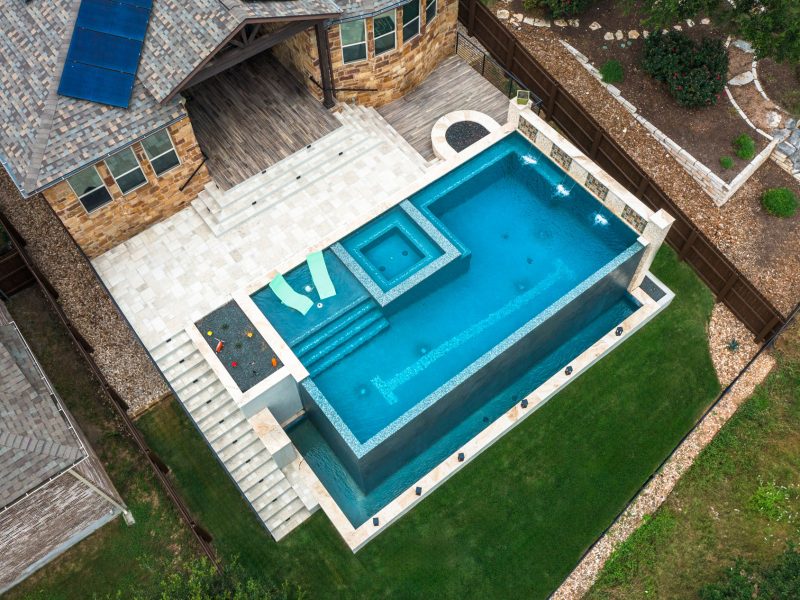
[252,133,646,526]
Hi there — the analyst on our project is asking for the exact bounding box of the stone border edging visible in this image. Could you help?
[559,40,781,207]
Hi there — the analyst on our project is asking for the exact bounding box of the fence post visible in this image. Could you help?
[635,176,650,199]
[505,35,516,71]
[589,129,603,159]
[756,316,781,343]
[678,230,698,261]
[716,272,738,302]
[545,80,558,118]
[467,0,476,35]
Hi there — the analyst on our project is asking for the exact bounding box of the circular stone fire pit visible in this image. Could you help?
[431,110,501,160]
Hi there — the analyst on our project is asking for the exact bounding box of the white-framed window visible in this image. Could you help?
[340,19,367,63]
[67,165,113,213]
[425,0,437,25]
[142,129,180,176]
[402,0,420,42]
[105,147,147,195]
[373,10,396,56]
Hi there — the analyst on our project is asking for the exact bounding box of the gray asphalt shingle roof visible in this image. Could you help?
[0,0,343,196]
[0,314,86,509]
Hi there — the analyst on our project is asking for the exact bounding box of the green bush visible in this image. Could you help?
[733,134,756,160]
[761,187,798,218]
[719,156,734,169]
[600,59,624,84]
[642,31,727,107]
[528,0,594,18]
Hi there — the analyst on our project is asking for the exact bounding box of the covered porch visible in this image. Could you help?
[180,21,339,190]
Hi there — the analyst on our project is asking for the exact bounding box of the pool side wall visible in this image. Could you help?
[301,242,645,490]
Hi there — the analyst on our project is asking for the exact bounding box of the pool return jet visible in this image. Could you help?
[267,251,337,315]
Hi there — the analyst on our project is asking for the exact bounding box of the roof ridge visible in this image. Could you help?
[21,0,83,193]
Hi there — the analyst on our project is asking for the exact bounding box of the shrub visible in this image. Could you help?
[733,134,756,160]
[642,31,728,107]
[530,0,594,18]
[600,59,624,84]
[719,156,734,169]
[761,187,798,218]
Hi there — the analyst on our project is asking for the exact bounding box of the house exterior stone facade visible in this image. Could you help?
[40,118,210,258]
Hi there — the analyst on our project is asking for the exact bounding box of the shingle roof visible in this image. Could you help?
[0,0,342,196]
[0,312,86,509]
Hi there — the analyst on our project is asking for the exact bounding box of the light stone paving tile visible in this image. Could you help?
[93,131,424,352]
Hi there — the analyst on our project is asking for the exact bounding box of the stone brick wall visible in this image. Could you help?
[329,0,458,107]
[270,0,457,108]
[41,117,210,258]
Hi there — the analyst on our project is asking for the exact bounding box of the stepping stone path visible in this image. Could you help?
[589,21,601,31]
[615,30,623,40]
[732,39,754,53]
[604,31,614,41]
[554,19,568,27]
[728,72,754,86]
[775,119,800,171]
[701,18,711,25]
[497,9,509,19]
[628,30,639,39]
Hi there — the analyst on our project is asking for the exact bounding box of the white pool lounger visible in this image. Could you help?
[269,274,313,315]
[307,251,337,299]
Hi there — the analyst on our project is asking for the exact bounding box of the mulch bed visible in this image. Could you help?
[492,3,800,315]
[557,0,766,183]
[758,58,800,118]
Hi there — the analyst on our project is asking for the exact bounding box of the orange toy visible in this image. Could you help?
[215,340,224,353]
[271,357,278,368]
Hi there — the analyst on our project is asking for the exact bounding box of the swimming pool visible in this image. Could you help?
[252,132,645,526]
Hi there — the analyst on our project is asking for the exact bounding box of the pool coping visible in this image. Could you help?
[291,271,674,551]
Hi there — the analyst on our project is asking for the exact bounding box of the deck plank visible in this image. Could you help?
[378,56,510,160]
[185,53,340,190]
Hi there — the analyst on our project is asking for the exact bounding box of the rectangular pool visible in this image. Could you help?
[252,132,645,526]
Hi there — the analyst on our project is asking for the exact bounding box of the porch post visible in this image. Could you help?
[315,22,336,108]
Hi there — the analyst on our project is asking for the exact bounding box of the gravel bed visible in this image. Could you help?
[0,169,169,414]
[496,6,800,316]
[552,303,774,599]
[445,121,490,152]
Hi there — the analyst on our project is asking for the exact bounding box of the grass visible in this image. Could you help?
[136,246,721,599]
[587,320,800,599]
[4,288,199,600]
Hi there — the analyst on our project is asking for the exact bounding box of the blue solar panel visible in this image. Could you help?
[57,0,153,108]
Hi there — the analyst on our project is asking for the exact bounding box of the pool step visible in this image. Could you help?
[292,297,375,357]
[302,309,386,371]
[308,318,389,377]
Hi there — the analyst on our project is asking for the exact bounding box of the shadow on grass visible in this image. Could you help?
[137,245,720,600]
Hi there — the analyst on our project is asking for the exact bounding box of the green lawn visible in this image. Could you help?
[137,246,721,599]
[4,289,199,600]
[587,320,800,599]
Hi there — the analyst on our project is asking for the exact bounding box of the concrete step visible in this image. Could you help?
[271,505,314,541]
[183,381,228,413]
[150,331,192,364]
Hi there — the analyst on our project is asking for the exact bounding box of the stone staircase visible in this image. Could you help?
[150,331,313,540]
[191,103,430,236]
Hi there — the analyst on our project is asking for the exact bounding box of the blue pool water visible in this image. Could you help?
[254,132,645,526]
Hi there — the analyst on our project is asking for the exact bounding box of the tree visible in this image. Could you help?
[733,0,800,63]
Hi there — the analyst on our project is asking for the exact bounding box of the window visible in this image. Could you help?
[142,129,180,176]
[105,147,147,194]
[67,166,112,213]
[426,0,437,25]
[373,10,396,56]
[402,0,420,42]
[340,19,367,63]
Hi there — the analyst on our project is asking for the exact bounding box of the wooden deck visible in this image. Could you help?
[377,56,510,160]
[184,52,340,190]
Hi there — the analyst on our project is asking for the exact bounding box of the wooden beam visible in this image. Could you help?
[315,22,336,108]
[182,20,318,90]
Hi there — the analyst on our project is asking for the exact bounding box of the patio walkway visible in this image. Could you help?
[184,52,340,190]
[378,55,510,160]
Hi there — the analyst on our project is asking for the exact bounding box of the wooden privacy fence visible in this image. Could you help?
[459,0,786,341]
[0,221,35,298]
[0,210,219,570]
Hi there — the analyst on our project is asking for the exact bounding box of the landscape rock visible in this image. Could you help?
[727,71,754,86]
[686,19,695,27]
[513,13,523,21]
[615,29,623,40]
[497,9,509,19]
[568,19,580,27]
[533,18,550,27]
[554,18,568,27]
[523,17,534,25]
[701,17,711,25]
[766,111,782,129]
[787,118,798,129]
[589,21,602,31]
[673,24,683,31]
[732,39,754,53]
[778,142,796,156]
[642,30,649,38]
[603,31,614,40]
[790,129,800,146]
[628,30,640,39]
